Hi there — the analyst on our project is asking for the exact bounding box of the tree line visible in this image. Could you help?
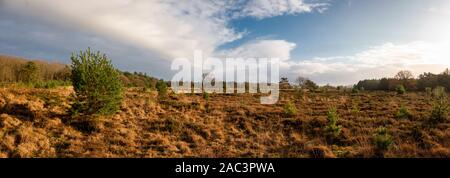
[356,69,450,92]
[0,55,70,83]
[0,54,158,89]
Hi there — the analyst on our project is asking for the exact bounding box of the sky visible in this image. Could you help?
[1,0,450,85]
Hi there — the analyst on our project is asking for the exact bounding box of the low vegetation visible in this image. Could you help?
[396,106,412,119]
[156,80,168,100]
[1,54,449,158]
[396,85,406,95]
[283,101,297,117]
[429,87,449,125]
[373,127,394,155]
[324,108,342,143]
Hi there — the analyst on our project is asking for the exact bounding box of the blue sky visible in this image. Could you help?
[226,0,445,59]
[1,0,449,85]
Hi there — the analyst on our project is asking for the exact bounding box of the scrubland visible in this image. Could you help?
[1,86,449,158]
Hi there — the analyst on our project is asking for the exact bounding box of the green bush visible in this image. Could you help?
[156,79,168,99]
[324,108,342,141]
[352,86,359,93]
[70,48,123,116]
[429,86,449,125]
[396,106,412,119]
[203,92,210,100]
[351,103,360,113]
[396,85,406,94]
[373,127,393,152]
[283,101,297,117]
[20,61,40,83]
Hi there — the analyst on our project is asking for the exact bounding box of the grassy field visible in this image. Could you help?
[0,86,449,158]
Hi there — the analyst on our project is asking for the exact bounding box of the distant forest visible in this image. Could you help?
[0,54,158,88]
[356,69,450,91]
[2,54,450,92]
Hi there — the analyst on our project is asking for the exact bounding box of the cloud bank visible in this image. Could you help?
[1,0,449,85]
[1,0,325,60]
[283,41,450,85]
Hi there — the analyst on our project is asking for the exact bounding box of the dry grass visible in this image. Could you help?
[0,87,449,158]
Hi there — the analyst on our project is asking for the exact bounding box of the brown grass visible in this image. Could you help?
[0,87,449,158]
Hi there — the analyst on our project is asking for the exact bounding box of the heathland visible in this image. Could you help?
[0,54,449,158]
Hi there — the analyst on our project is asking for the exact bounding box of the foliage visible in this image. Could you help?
[324,108,342,141]
[203,92,210,100]
[33,80,71,89]
[373,126,393,152]
[70,48,123,115]
[0,55,69,83]
[20,61,40,83]
[356,69,450,92]
[356,80,379,91]
[156,79,168,99]
[283,101,298,117]
[429,86,449,125]
[396,85,406,94]
[351,102,360,113]
[396,106,412,119]
[297,77,318,90]
[120,71,157,89]
[352,85,360,93]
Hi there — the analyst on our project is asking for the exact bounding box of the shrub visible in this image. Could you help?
[324,108,342,142]
[156,79,168,99]
[20,61,40,83]
[70,48,123,116]
[350,99,361,113]
[429,86,449,125]
[373,126,393,152]
[352,86,359,93]
[396,106,412,119]
[396,85,406,94]
[302,79,318,91]
[203,92,210,100]
[283,101,297,117]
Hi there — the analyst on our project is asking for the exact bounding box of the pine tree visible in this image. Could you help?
[70,48,123,115]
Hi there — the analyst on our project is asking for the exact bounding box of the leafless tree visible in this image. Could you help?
[394,70,414,80]
[296,76,307,87]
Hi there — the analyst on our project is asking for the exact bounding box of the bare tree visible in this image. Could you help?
[296,76,307,87]
[394,70,414,80]
[295,76,318,90]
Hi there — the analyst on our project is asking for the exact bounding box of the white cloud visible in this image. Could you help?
[2,0,236,59]
[218,39,297,60]
[236,0,328,19]
[284,42,450,85]
[1,0,325,61]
